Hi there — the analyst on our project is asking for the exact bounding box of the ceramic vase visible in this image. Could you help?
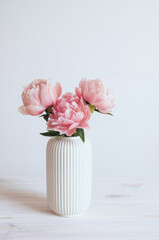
[46,136,92,216]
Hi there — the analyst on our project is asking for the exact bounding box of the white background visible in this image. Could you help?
[0,0,159,178]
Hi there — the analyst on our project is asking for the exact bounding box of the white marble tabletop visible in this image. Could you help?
[0,177,159,240]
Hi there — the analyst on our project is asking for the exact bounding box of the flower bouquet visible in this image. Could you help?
[19,78,114,141]
[19,78,114,216]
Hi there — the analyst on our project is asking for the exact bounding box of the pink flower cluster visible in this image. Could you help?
[19,78,114,138]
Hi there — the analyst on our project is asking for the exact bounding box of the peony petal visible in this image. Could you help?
[54,82,62,97]
[49,86,58,105]
[79,78,86,89]
[24,105,45,116]
[75,87,81,97]
[69,122,79,130]
[78,122,89,129]
[72,112,83,122]
[40,84,54,108]
[83,90,96,105]
[65,128,77,136]
[58,117,73,125]
[18,106,28,115]
[21,89,40,106]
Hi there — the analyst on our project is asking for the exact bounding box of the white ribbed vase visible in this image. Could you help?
[46,136,92,217]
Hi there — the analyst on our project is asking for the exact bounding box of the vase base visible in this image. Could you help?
[51,210,83,217]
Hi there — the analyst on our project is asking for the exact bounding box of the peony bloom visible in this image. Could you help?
[47,93,91,136]
[76,78,114,113]
[18,79,62,116]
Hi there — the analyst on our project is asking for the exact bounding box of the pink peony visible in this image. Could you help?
[76,78,114,113]
[18,79,62,116]
[47,93,91,136]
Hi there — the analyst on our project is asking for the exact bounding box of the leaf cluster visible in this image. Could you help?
[40,128,85,142]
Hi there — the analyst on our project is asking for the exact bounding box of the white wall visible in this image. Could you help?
[1,0,159,178]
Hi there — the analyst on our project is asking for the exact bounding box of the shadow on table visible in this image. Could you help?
[0,180,54,216]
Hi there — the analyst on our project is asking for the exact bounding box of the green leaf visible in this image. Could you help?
[39,113,49,122]
[107,112,113,116]
[76,128,85,142]
[95,109,113,116]
[44,114,49,121]
[40,130,60,137]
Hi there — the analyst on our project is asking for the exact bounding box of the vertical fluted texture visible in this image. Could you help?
[46,137,92,216]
